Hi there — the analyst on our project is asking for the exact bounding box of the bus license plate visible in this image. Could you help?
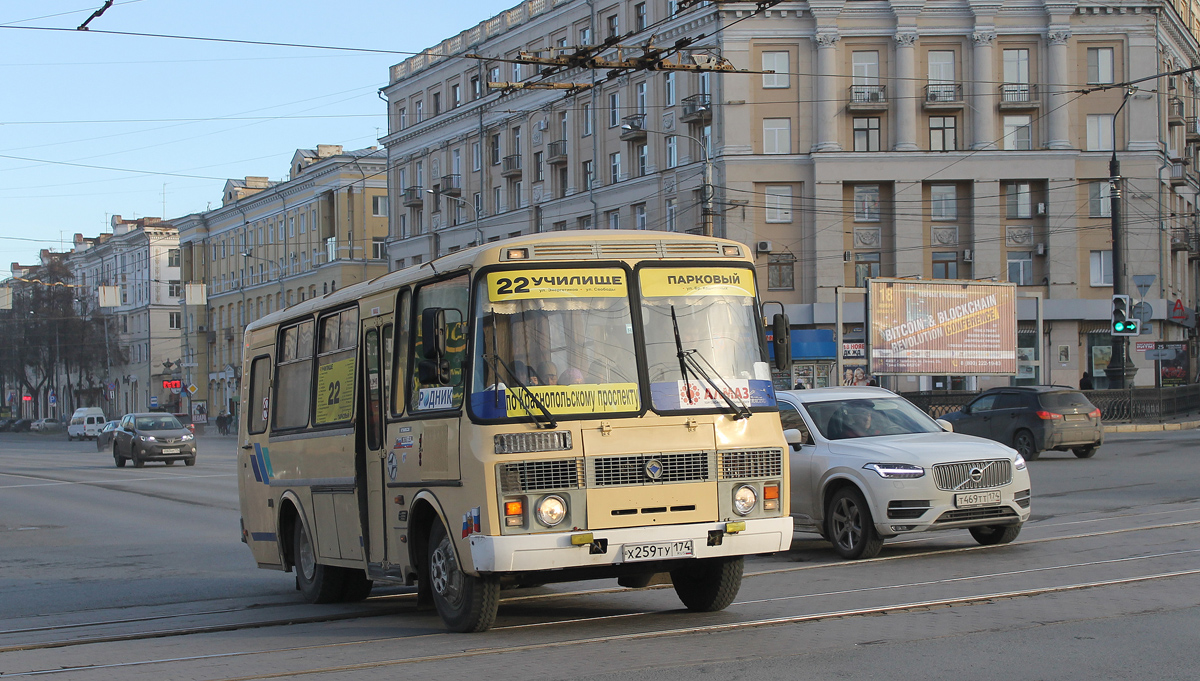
[622,540,694,562]
[161,448,180,454]
[955,490,1001,508]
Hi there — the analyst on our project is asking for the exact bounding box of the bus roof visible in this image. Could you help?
[245,230,752,334]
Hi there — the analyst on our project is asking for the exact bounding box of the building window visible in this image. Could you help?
[1087,114,1114,151]
[1002,115,1032,150]
[168,280,182,297]
[852,51,879,86]
[768,253,796,290]
[854,185,880,222]
[636,143,647,176]
[1090,250,1113,286]
[606,14,619,38]
[666,198,677,231]
[855,252,881,287]
[852,117,880,152]
[579,26,591,45]
[763,118,792,154]
[932,251,958,279]
[762,51,790,88]
[488,67,500,92]
[609,92,620,127]
[372,238,387,260]
[609,152,621,183]
[1006,182,1032,218]
[472,141,482,171]
[167,248,181,267]
[930,185,957,220]
[928,50,955,87]
[581,103,592,135]
[634,203,647,229]
[1007,251,1033,285]
[473,192,482,217]
[533,151,544,182]
[490,133,502,165]
[493,186,502,213]
[664,72,675,105]
[635,2,647,31]
[607,209,620,230]
[1003,49,1030,84]
[930,116,957,151]
[398,107,407,129]
[583,160,594,189]
[451,84,461,108]
[432,92,441,115]
[512,181,523,209]
[1089,181,1112,217]
[1088,47,1114,85]
[765,186,793,223]
[470,76,480,100]
[557,167,568,198]
[636,81,647,114]
[666,135,678,168]
[415,100,424,123]
[372,195,388,217]
[325,236,337,261]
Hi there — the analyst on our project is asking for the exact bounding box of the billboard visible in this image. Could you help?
[867,279,1018,375]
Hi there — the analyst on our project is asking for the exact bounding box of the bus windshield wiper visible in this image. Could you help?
[486,353,558,429]
[670,305,752,420]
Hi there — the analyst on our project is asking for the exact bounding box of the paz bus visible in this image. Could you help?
[237,231,792,632]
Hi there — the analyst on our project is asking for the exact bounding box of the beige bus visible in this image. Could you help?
[238,231,792,632]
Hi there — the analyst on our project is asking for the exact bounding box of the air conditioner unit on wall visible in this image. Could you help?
[962,249,973,262]
[756,240,773,254]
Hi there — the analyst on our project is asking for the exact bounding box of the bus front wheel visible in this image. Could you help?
[427,520,499,632]
[670,556,744,612]
[293,521,344,603]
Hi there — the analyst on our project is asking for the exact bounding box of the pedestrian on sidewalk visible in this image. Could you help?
[1080,372,1093,391]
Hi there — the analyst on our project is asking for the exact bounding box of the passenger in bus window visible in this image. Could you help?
[537,361,559,385]
[558,364,584,385]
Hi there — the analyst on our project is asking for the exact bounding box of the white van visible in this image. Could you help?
[67,407,107,441]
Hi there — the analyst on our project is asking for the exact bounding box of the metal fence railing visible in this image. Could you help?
[902,386,1200,423]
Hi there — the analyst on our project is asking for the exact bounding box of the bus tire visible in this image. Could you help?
[340,569,374,602]
[427,519,499,632]
[670,556,744,612]
[293,521,344,603]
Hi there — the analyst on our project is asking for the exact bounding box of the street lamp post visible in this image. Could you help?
[621,123,712,236]
[429,189,485,247]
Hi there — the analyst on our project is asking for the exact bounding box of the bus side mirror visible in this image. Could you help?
[772,313,791,373]
[418,358,451,385]
[421,308,447,360]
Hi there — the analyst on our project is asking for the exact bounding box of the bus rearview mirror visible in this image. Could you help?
[772,313,791,373]
[418,358,451,385]
[421,308,447,360]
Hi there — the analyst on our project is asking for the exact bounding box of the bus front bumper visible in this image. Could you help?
[468,517,793,573]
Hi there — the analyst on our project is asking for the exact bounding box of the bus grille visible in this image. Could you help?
[590,452,712,487]
[932,460,1012,491]
[718,449,783,479]
[498,458,584,494]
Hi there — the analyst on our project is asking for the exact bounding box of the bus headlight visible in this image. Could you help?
[733,485,758,516]
[535,495,567,527]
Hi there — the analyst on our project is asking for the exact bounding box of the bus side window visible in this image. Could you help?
[391,290,410,417]
[274,320,314,430]
[314,308,358,426]
[247,356,272,435]
[409,275,469,412]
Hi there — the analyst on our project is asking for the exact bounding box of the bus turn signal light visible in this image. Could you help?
[504,500,524,526]
[763,483,780,511]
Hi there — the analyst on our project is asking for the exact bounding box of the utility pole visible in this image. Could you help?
[1105,88,1138,389]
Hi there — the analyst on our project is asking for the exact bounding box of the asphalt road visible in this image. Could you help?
[0,429,1197,680]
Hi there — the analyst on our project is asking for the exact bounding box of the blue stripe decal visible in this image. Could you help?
[253,443,270,485]
[250,532,277,542]
[261,445,274,478]
[249,455,263,483]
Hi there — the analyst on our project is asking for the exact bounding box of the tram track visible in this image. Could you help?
[3,512,1198,661]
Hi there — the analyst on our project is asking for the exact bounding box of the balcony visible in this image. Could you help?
[547,139,568,164]
[402,186,423,206]
[440,174,462,197]
[1188,116,1200,142]
[847,85,887,112]
[922,83,964,110]
[1169,161,1187,187]
[1171,227,1192,251]
[998,83,1039,110]
[619,113,647,141]
[1169,98,1186,127]
[680,94,712,123]
[501,154,522,178]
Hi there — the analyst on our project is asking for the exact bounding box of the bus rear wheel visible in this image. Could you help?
[293,521,345,603]
[670,555,744,612]
[427,519,498,632]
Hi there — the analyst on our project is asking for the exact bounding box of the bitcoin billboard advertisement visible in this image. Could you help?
[868,279,1017,375]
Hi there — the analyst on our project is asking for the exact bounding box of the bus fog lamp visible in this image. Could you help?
[535,495,567,527]
[733,485,757,516]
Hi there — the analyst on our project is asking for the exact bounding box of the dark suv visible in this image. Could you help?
[941,386,1103,460]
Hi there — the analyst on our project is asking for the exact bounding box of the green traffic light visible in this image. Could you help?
[1114,321,1126,331]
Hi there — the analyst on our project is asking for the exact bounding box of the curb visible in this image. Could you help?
[1104,419,1200,433]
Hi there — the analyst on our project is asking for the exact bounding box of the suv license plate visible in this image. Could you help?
[161,448,180,454]
[955,490,1001,508]
[622,540,694,562]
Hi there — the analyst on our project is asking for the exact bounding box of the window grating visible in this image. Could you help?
[498,458,584,494]
[590,451,712,486]
[932,459,1012,491]
[718,449,783,480]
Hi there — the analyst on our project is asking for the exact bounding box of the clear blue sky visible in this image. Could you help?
[0,0,515,277]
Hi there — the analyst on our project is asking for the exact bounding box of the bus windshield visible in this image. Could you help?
[470,267,641,420]
[639,266,775,412]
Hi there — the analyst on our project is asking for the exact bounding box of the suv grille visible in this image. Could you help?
[934,506,1019,524]
[498,458,584,494]
[932,459,1012,491]
[718,449,783,479]
[590,452,712,487]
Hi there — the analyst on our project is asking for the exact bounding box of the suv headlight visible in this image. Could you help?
[535,495,567,527]
[142,435,157,442]
[733,485,758,516]
[863,463,925,479]
[181,434,194,441]
[1014,453,1027,470]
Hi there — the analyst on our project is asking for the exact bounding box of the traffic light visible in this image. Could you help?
[1111,294,1141,336]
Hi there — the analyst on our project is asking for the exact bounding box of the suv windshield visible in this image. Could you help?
[471,267,640,420]
[135,416,183,430]
[639,266,774,412]
[803,397,942,440]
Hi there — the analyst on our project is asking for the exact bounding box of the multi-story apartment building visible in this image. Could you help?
[175,145,390,419]
[383,0,1200,389]
[68,216,183,415]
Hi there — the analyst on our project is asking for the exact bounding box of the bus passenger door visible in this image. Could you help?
[242,352,281,566]
[360,322,389,568]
